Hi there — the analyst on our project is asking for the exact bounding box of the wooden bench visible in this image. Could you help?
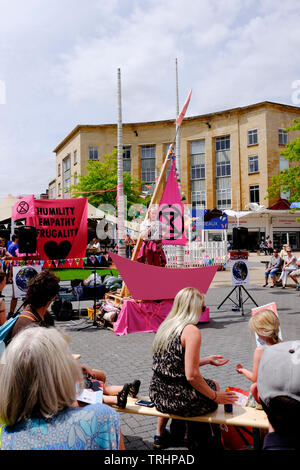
[113,396,269,450]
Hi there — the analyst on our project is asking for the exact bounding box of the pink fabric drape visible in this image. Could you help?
[113,299,210,336]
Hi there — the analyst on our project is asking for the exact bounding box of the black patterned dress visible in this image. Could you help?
[149,325,218,417]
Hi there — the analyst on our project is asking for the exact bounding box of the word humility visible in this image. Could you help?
[36,206,78,238]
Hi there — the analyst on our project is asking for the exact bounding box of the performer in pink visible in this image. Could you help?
[137,206,167,267]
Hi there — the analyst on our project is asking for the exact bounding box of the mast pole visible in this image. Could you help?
[117,68,126,258]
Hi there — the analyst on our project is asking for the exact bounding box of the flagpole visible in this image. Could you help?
[175,58,181,179]
[117,68,126,258]
[175,58,184,268]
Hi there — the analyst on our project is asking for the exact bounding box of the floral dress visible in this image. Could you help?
[149,325,218,417]
[0,403,120,450]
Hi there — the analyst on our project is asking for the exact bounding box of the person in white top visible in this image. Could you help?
[279,247,298,288]
[290,257,300,290]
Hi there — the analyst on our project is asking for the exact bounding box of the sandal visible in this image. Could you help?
[128,380,141,398]
[117,383,130,409]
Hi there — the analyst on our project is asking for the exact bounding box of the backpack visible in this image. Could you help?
[51,298,73,321]
[0,309,41,353]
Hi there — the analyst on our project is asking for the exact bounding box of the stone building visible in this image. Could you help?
[50,101,300,249]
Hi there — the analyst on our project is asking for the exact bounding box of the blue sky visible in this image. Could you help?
[0,0,300,197]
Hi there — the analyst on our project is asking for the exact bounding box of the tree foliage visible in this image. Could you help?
[70,150,150,212]
[267,119,300,203]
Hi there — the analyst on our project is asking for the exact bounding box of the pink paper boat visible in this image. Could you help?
[109,252,218,300]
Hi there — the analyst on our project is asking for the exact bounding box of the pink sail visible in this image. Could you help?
[159,159,187,245]
[110,252,218,300]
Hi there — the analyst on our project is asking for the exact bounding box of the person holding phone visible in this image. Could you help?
[149,287,238,450]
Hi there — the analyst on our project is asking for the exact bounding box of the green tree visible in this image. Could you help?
[267,119,300,203]
[70,150,150,213]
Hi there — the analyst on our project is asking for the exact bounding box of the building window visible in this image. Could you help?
[63,156,71,194]
[141,145,156,192]
[74,172,78,185]
[74,150,77,164]
[123,146,131,173]
[190,140,205,179]
[248,155,259,173]
[58,183,61,196]
[89,146,98,160]
[216,136,230,151]
[191,180,206,208]
[58,164,61,177]
[249,185,260,203]
[216,136,231,209]
[190,140,205,208]
[216,151,231,177]
[279,155,290,198]
[50,187,56,199]
[216,177,232,209]
[248,129,258,146]
[278,129,288,146]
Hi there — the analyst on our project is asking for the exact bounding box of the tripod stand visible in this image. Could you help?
[217,284,258,316]
[77,269,102,330]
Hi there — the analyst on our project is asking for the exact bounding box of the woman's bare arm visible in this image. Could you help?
[182,325,237,405]
[236,347,264,382]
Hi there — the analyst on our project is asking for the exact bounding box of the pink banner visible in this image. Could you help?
[12,195,35,220]
[159,159,187,245]
[33,198,88,260]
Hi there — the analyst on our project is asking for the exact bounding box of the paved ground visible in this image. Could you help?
[2,251,300,450]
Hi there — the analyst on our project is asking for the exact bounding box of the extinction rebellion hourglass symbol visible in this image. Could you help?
[16,201,30,215]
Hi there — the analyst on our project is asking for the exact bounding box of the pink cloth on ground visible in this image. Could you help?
[113,299,209,336]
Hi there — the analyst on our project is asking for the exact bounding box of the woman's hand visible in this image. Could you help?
[208,355,229,366]
[215,391,238,405]
[236,363,244,374]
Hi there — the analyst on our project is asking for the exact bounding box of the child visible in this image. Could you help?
[86,371,141,409]
[236,309,281,406]
[59,330,141,409]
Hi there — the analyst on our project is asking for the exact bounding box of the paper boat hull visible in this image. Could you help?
[109,252,218,300]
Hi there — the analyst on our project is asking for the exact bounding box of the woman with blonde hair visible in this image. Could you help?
[236,309,282,406]
[0,326,123,450]
[149,287,237,449]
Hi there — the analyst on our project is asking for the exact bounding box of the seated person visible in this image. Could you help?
[259,239,267,255]
[0,237,12,260]
[289,256,300,290]
[263,249,283,287]
[149,287,238,449]
[252,341,300,451]
[280,247,298,288]
[4,271,121,401]
[0,327,123,450]
[279,244,288,260]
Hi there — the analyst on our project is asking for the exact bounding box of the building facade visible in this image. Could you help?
[51,101,300,248]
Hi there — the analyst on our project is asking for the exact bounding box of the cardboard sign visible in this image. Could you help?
[13,265,42,298]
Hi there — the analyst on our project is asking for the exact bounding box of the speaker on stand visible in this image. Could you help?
[18,226,37,255]
[232,227,249,250]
